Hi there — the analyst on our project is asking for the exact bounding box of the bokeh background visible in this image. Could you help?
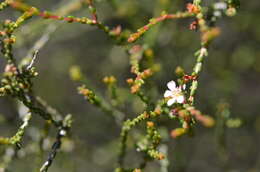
[0,0,260,171]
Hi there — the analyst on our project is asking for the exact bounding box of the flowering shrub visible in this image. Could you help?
[0,0,242,171]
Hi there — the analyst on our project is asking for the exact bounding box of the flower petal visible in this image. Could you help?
[164,90,172,98]
[167,98,176,106]
[176,96,185,104]
[182,84,186,90]
[167,81,176,91]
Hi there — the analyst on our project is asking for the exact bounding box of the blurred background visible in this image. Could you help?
[0,0,260,171]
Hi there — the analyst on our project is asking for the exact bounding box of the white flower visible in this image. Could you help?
[164,80,185,106]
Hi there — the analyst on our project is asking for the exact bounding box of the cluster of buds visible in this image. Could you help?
[127,68,153,94]
[136,120,164,161]
[78,85,101,106]
[127,45,153,94]
[186,3,200,14]
[170,106,215,138]
[183,74,197,83]
[103,76,117,85]
[0,64,37,96]
[103,75,119,107]
[146,121,161,146]
[187,107,215,127]
[168,107,192,138]
[2,7,37,33]
[169,109,193,138]
[127,69,153,93]
[147,149,165,160]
